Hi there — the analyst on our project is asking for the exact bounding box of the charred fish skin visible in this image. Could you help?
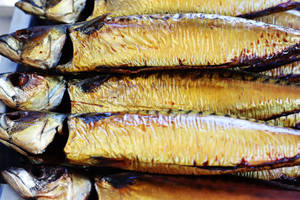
[15,0,87,24]
[95,173,300,200]
[2,166,91,200]
[57,13,300,72]
[0,111,66,156]
[267,112,300,129]
[0,25,67,70]
[65,111,300,175]
[0,72,66,111]
[69,70,300,122]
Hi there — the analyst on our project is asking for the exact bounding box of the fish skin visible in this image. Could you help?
[15,0,87,24]
[267,112,300,129]
[0,111,65,155]
[2,166,91,200]
[95,173,300,200]
[259,61,300,80]
[0,25,67,70]
[57,13,300,72]
[69,70,300,122]
[65,111,300,175]
[0,72,66,111]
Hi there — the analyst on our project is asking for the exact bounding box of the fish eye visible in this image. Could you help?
[8,73,29,88]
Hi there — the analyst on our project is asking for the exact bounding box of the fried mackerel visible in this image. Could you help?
[0,72,66,111]
[2,166,91,200]
[0,14,299,72]
[15,0,300,23]
[15,0,87,24]
[95,173,300,200]
[1,111,299,175]
[69,71,300,122]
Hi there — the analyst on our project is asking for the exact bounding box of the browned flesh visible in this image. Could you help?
[64,111,300,175]
[95,173,300,200]
[56,13,300,72]
[69,71,300,121]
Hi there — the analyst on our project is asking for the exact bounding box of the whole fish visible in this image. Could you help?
[1,111,300,175]
[95,173,300,200]
[2,166,91,200]
[15,0,300,23]
[65,111,300,175]
[15,0,87,23]
[0,72,66,111]
[0,111,66,156]
[1,14,299,72]
[69,70,300,122]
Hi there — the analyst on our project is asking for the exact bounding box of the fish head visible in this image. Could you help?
[2,166,91,200]
[0,111,66,155]
[16,0,87,23]
[0,25,67,70]
[0,73,66,111]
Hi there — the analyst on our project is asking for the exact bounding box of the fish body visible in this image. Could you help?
[95,173,300,200]
[15,0,87,23]
[267,112,300,129]
[2,166,91,200]
[0,73,66,111]
[259,61,300,80]
[0,25,67,70]
[65,111,300,175]
[69,71,300,122]
[1,14,299,72]
[16,0,300,23]
[0,111,65,156]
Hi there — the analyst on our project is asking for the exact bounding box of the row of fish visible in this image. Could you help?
[0,12,299,73]
[2,166,300,200]
[15,0,300,23]
[0,71,299,128]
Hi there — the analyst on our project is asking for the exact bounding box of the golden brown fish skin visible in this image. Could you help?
[69,70,300,121]
[237,166,300,181]
[267,112,300,129]
[0,111,66,156]
[90,0,300,20]
[2,166,91,200]
[64,111,300,175]
[0,25,67,70]
[15,0,87,24]
[95,173,300,200]
[256,10,300,30]
[57,13,300,72]
[0,72,66,111]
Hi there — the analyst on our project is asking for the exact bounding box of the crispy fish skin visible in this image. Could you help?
[237,166,300,181]
[69,71,300,121]
[64,111,300,175]
[57,14,300,72]
[0,73,66,111]
[16,0,87,24]
[2,166,91,200]
[0,111,65,155]
[95,173,300,200]
[0,25,67,70]
[267,112,300,129]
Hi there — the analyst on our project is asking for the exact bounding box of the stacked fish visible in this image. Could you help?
[0,0,299,199]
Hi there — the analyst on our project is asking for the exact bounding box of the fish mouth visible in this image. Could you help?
[0,111,66,155]
[2,168,37,198]
[0,34,22,63]
[15,0,45,18]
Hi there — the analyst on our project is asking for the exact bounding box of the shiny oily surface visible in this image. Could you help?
[0,73,66,111]
[59,13,300,72]
[95,173,300,200]
[90,0,299,20]
[0,111,65,155]
[2,166,91,200]
[65,111,300,175]
[237,166,300,181]
[69,71,300,121]
[16,0,87,23]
